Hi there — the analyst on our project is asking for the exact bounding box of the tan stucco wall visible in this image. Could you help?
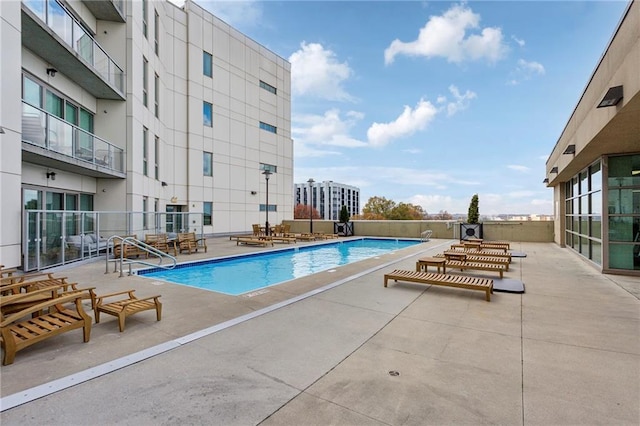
[284,220,554,242]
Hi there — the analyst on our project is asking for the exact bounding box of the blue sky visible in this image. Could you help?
[177,0,628,215]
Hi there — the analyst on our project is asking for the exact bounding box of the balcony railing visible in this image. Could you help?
[23,0,125,93]
[22,101,124,173]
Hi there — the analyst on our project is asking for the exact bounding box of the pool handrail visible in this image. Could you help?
[106,235,176,277]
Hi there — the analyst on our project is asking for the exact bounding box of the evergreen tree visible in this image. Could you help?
[467,194,480,224]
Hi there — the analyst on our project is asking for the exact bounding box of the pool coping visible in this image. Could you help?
[0,240,446,411]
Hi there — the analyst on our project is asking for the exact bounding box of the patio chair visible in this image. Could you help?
[145,233,177,256]
[177,232,207,254]
[1,292,92,365]
[91,289,162,332]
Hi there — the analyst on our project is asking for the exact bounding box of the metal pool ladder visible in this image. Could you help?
[105,235,177,277]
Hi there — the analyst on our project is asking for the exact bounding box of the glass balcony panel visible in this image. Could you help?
[48,0,72,45]
[48,115,73,156]
[74,21,94,64]
[24,0,46,22]
[75,129,95,162]
[22,101,124,173]
[22,104,47,147]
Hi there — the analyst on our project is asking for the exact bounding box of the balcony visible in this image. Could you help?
[82,0,125,23]
[21,101,125,178]
[21,0,125,100]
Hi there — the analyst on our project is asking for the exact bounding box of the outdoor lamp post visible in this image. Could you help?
[263,169,272,236]
[307,178,314,233]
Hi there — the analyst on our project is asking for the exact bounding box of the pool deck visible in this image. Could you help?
[1,237,639,425]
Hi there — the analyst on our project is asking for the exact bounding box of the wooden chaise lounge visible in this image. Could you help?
[444,260,506,278]
[92,290,162,332]
[295,233,317,241]
[271,236,297,244]
[236,237,274,247]
[1,292,92,365]
[383,269,493,301]
[435,253,510,271]
[451,242,509,253]
[446,248,512,261]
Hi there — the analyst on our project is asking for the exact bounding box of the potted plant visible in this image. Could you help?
[460,194,483,240]
[334,205,354,236]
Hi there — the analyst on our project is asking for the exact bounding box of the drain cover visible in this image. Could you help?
[388,370,400,376]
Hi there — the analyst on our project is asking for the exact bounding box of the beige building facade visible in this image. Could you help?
[545,0,639,275]
[0,0,292,270]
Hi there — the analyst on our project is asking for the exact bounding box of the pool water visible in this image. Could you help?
[138,238,420,295]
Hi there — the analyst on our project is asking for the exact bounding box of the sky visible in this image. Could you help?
[173,0,629,216]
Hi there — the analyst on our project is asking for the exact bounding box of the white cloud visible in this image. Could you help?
[508,59,545,85]
[366,99,438,147]
[292,109,367,157]
[512,35,525,47]
[289,42,354,101]
[507,165,530,172]
[444,85,477,116]
[384,4,508,65]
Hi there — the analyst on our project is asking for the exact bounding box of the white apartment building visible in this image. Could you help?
[0,0,292,270]
[294,181,360,221]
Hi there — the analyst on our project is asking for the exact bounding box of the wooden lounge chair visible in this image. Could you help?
[271,236,297,244]
[1,273,78,296]
[451,242,509,253]
[236,236,274,247]
[295,233,317,241]
[92,290,162,332]
[383,269,493,302]
[444,260,506,278]
[446,248,512,261]
[177,232,207,254]
[1,292,92,365]
[434,253,510,270]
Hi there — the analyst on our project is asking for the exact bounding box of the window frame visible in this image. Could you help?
[203,51,213,78]
[203,101,213,127]
[203,151,213,177]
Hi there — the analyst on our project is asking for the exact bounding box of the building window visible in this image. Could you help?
[259,80,277,94]
[142,0,148,38]
[203,202,212,226]
[143,127,148,176]
[143,196,149,229]
[154,73,159,118]
[203,151,212,176]
[259,121,277,134]
[154,135,159,179]
[143,57,148,107]
[565,159,602,265]
[154,9,159,55]
[607,154,640,270]
[203,51,213,77]
[203,101,212,127]
[259,204,277,212]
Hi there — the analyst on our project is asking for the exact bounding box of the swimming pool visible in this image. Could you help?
[138,238,420,295]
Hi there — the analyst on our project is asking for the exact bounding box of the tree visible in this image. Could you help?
[294,204,320,219]
[362,196,396,219]
[467,194,480,224]
[388,202,425,220]
[339,205,350,223]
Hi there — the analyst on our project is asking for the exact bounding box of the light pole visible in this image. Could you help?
[263,170,272,236]
[307,178,314,233]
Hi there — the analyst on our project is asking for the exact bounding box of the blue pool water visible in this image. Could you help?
[138,238,420,295]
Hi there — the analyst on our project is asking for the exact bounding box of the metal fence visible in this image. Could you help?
[24,210,204,271]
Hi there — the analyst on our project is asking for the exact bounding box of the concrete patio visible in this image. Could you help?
[1,238,639,425]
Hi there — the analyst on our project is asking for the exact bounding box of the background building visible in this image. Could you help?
[294,181,360,221]
[544,0,639,275]
[0,0,292,270]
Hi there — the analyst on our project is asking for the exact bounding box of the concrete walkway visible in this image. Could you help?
[1,239,639,425]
